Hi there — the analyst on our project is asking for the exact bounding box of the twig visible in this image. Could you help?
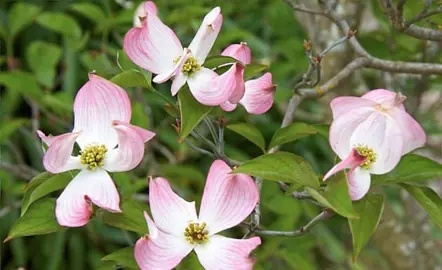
[150,141,177,164]
[0,162,40,179]
[203,117,218,146]
[254,210,334,237]
[184,139,216,159]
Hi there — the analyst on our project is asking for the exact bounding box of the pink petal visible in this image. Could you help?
[347,167,371,201]
[194,235,261,270]
[389,107,426,154]
[330,96,376,119]
[349,112,403,174]
[198,160,259,235]
[171,71,188,96]
[362,89,405,109]
[153,48,190,84]
[56,169,121,227]
[102,121,150,172]
[323,148,366,181]
[73,74,131,149]
[134,211,193,270]
[123,12,183,74]
[226,63,245,104]
[221,43,252,65]
[187,67,233,106]
[149,177,198,236]
[113,120,156,143]
[240,73,275,115]
[37,130,59,147]
[42,131,82,174]
[329,107,374,159]
[188,7,223,63]
[133,1,157,27]
[220,100,238,112]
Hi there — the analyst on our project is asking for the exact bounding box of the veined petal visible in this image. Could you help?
[188,7,223,63]
[37,130,61,147]
[56,169,121,227]
[102,121,149,172]
[149,177,198,236]
[349,112,403,174]
[220,100,238,112]
[171,71,188,96]
[41,131,83,174]
[221,43,252,65]
[123,12,183,74]
[187,67,232,106]
[240,73,275,115]
[362,89,405,109]
[194,235,261,270]
[198,160,258,235]
[389,107,426,154]
[329,107,374,159]
[226,64,245,104]
[133,1,157,27]
[153,48,190,84]
[323,148,366,181]
[134,211,193,270]
[73,74,131,149]
[347,167,371,201]
[330,96,376,119]
[112,121,156,143]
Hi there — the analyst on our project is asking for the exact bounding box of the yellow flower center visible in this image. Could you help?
[184,222,209,245]
[355,145,377,169]
[181,57,200,76]
[80,144,107,170]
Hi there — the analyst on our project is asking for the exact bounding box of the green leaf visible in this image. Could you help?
[26,41,62,88]
[0,118,28,144]
[227,123,266,153]
[70,3,106,23]
[178,86,212,140]
[21,171,77,216]
[348,194,384,261]
[269,122,318,149]
[6,198,63,241]
[372,154,442,185]
[306,174,358,219]
[313,124,330,138]
[244,64,268,80]
[401,184,442,230]
[203,55,237,69]
[101,199,147,234]
[8,2,41,38]
[0,71,44,101]
[117,50,139,71]
[233,152,319,188]
[101,247,138,270]
[37,12,82,38]
[110,70,150,88]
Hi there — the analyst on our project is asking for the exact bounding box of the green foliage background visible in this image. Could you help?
[1,0,442,269]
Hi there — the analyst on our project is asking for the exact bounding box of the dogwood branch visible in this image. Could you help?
[379,0,442,41]
[254,210,334,237]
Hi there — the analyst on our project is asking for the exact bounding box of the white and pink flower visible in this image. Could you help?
[323,89,426,200]
[37,74,155,227]
[134,160,261,270]
[219,43,276,114]
[125,2,243,106]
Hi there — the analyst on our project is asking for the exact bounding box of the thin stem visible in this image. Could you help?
[218,124,225,155]
[203,117,218,145]
[254,210,334,237]
[184,139,216,159]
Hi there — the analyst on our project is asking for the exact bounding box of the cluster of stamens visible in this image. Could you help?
[184,222,209,244]
[355,145,377,169]
[80,143,107,170]
[181,57,200,76]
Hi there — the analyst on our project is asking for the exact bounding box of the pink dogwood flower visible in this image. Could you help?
[219,43,276,114]
[37,74,155,227]
[124,2,242,106]
[134,160,261,270]
[323,89,426,200]
[133,1,157,27]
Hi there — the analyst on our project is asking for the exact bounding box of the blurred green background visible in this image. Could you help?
[1,0,442,269]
